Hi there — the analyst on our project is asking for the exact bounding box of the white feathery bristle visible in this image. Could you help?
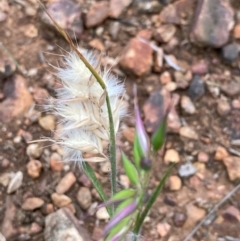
[48,48,126,164]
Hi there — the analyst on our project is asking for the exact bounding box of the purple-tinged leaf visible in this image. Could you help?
[104,200,137,235]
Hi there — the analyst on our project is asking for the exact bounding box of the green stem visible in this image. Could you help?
[82,162,112,216]
[132,164,174,240]
[106,95,117,198]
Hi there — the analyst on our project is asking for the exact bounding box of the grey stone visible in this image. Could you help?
[41,0,83,39]
[188,75,205,100]
[44,208,92,241]
[190,0,234,47]
[222,43,239,62]
[178,162,196,177]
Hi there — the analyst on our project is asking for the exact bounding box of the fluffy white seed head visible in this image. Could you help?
[48,49,126,164]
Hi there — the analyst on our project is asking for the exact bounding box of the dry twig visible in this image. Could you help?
[183,182,240,241]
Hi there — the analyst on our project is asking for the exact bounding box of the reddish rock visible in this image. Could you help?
[190,0,234,47]
[119,37,153,76]
[217,99,231,116]
[184,203,206,228]
[221,81,240,97]
[29,222,42,235]
[22,197,44,211]
[159,0,195,25]
[154,24,177,43]
[214,146,229,161]
[85,1,109,28]
[44,203,55,215]
[50,152,64,172]
[109,0,132,18]
[92,226,102,241]
[56,172,76,194]
[222,156,240,181]
[233,24,240,39]
[41,0,83,39]
[191,61,209,75]
[222,206,240,222]
[89,39,105,51]
[1,197,18,239]
[32,87,49,105]
[197,152,209,163]
[143,89,181,133]
[0,75,33,122]
[157,222,171,237]
[189,175,201,189]
[137,29,152,40]
[65,203,76,214]
[78,173,92,188]
[153,47,163,72]
[168,94,181,132]
[1,158,10,168]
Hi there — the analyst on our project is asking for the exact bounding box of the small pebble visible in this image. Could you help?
[0,173,10,187]
[56,172,76,194]
[157,222,171,237]
[38,115,55,131]
[51,193,72,208]
[119,175,130,189]
[160,71,172,84]
[173,212,187,227]
[27,160,42,178]
[50,152,64,171]
[100,161,111,174]
[44,203,54,214]
[164,82,177,92]
[197,152,209,163]
[7,171,23,194]
[164,149,180,164]
[96,207,110,220]
[78,173,92,188]
[26,144,43,159]
[179,126,198,140]
[188,75,205,100]
[222,43,239,62]
[29,222,42,235]
[76,187,92,210]
[22,197,44,211]
[217,99,231,116]
[1,158,10,168]
[169,175,182,191]
[178,163,196,177]
[214,146,229,161]
[181,96,196,114]
[24,24,38,38]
